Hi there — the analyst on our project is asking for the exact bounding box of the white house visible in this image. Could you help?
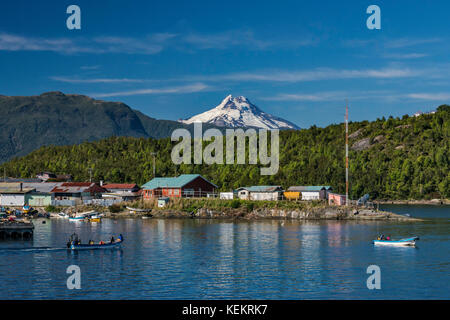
[0,184,35,206]
[219,192,235,200]
[236,186,283,201]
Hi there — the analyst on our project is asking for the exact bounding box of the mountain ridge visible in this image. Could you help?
[0,91,219,163]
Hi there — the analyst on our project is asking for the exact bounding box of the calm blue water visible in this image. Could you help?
[0,205,448,299]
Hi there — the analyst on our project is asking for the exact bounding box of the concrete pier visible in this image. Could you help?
[0,221,34,239]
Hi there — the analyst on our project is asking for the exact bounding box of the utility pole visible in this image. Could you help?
[345,100,349,206]
[150,152,157,178]
[88,168,93,183]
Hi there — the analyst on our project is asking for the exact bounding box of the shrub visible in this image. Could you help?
[45,205,57,212]
[109,204,122,213]
[230,199,241,208]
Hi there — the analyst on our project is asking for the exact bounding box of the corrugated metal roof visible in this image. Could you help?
[103,184,138,190]
[287,186,332,192]
[142,174,217,189]
[60,182,93,187]
[0,188,34,194]
[51,183,105,194]
[237,186,283,192]
[22,182,63,193]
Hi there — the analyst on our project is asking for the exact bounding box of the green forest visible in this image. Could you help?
[1,105,449,200]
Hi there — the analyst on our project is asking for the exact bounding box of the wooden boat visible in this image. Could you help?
[70,239,123,250]
[68,233,124,250]
[126,207,151,214]
[373,236,419,247]
[69,216,85,221]
[69,211,98,222]
[50,212,69,219]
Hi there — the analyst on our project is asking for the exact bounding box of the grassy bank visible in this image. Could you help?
[119,198,328,212]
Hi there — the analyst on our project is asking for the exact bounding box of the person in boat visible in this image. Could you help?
[99,240,105,245]
[386,236,391,241]
[89,240,94,245]
[110,236,115,243]
[118,234,123,242]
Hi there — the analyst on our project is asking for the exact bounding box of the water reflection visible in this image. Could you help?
[0,211,448,299]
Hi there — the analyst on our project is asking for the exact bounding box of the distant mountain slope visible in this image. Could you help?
[0,91,210,162]
[180,95,300,130]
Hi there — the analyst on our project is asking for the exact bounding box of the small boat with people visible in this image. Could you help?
[67,233,124,250]
[373,235,419,246]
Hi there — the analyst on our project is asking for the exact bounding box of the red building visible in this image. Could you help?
[142,174,217,199]
[51,182,106,201]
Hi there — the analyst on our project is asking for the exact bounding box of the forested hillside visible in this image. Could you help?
[1,105,448,200]
[0,91,218,162]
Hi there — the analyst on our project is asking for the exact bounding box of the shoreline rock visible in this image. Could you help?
[106,206,422,222]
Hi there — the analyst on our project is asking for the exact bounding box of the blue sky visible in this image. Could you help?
[1,0,449,128]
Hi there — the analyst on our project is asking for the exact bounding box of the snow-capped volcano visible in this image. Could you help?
[179,95,300,130]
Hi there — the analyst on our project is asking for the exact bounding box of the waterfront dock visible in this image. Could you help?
[0,221,34,239]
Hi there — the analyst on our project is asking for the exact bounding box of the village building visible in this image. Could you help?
[236,186,283,201]
[50,182,106,205]
[219,192,235,200]
[142,174,217,199]
[0,183,35,206]
[101,183,142,202]
[36,172,72,182]
[22,182,62,206]
[284,186,332,201]
[328,193,347,206]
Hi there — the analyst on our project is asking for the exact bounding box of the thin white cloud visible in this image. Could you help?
[80,65,101,70]
[182,30,316,50]
[0,32,175,55]
[383,53,429,59]
[0,30,316,55]
[50,76,146,84]
[0,33,92,54]
[385,38,442,49]
[344,37,443,49]
[264,92,349,102]
[406,93,450,101]
[264,91,450,103]
[189,67,420,83]
[263,90,396,102]
[91,83,210,98]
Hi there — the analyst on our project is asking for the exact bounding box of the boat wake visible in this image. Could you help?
[0,247,67,252]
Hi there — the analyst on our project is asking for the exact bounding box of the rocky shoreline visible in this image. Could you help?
[106,206,422,222]
[375,199,449,205]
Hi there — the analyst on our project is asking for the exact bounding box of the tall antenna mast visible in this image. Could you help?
[345,100,349,206]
